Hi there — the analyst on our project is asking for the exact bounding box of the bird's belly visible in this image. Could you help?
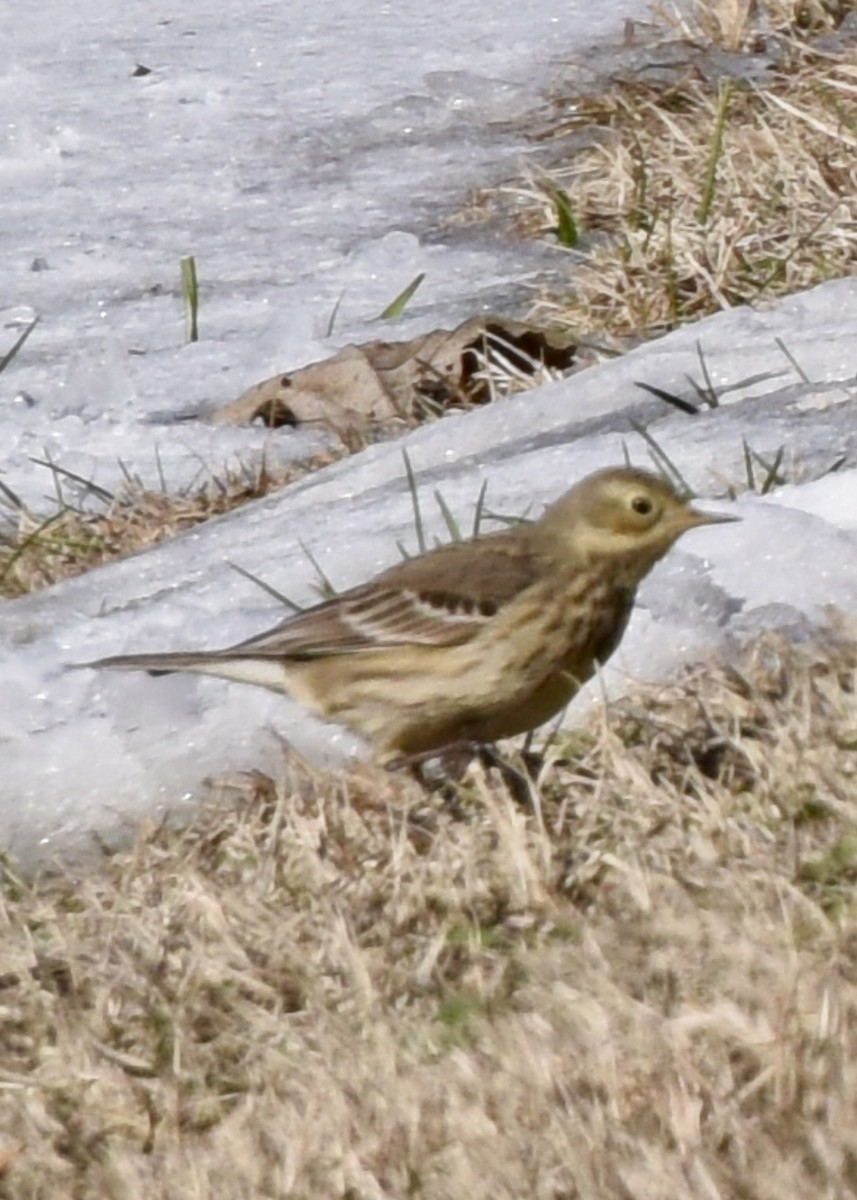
[290,586,632,758]
[449,591,634,745]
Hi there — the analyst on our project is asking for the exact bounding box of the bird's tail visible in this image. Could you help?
[77,651,207,677]
[75,651,289,691]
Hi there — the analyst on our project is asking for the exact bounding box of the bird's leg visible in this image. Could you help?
[387,740,486,781]
[390,740,544,815]
[474,743,544,811]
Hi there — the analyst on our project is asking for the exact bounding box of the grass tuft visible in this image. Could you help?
[475,3,857,349]
[0,453,338,599]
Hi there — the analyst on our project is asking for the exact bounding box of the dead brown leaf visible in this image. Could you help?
[208,316,576,444]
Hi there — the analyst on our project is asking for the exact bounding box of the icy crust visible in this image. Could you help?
[2,278,857,865]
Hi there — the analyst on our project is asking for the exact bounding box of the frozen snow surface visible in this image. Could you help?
[2,0,857,866]
[1,0,648,507]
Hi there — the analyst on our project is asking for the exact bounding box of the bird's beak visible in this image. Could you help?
[683,505,741,528]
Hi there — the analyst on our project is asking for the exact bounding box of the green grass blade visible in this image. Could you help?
[298,538,338,600]
[227,561,303,612]
[0,511,66,587]
[28,457,115,505]
[775,336,810,384]
[0,474,25,512]
[377,273,425,320]
[629,420,692,496]
[180,255,199,343]
[471,479,489,537]
[402,449,426,554]
[697,80,733,226]
[326,290,345,338]
[546,181,579,248]
[634,380,699,416]
[760,445,786,494]
[434,489,463,543]
[691,340,719,409]
[0,315,39,376]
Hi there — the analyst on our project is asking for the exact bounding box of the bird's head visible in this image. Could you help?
[539,466,738,578]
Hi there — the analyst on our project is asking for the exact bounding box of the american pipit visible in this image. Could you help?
[82,467,736,761]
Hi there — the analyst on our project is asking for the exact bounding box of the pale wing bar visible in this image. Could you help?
[229,585,494,659]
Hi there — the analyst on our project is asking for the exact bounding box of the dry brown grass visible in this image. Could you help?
[0,452,341,600]
[487,2,857,349]
[3,625,857,1197]
[654,0,850,51]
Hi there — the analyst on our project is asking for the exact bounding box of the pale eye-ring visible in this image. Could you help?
[631,495,653,516]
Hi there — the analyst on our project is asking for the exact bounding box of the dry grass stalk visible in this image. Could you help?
[2,625,857,1196]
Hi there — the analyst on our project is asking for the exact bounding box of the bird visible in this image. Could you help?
[80,466,737,763]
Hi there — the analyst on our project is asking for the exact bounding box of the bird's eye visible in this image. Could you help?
[631,495,653,515]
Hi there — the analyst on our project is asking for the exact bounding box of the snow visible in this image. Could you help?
[2,0,857,867]
[1,0,645,506]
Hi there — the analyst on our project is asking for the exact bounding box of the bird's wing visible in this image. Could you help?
[229,532,544,659]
